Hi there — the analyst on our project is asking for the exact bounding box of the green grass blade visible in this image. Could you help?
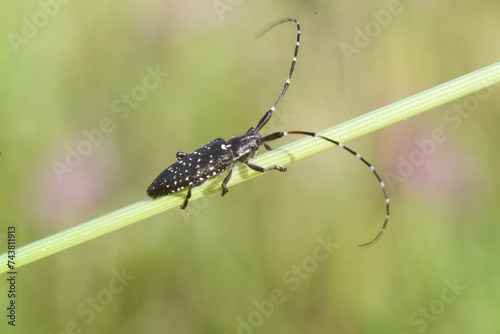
[1,61,499,274]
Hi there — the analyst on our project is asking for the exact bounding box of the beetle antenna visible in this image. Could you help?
[261,130,390,247]
[254,18,300,132]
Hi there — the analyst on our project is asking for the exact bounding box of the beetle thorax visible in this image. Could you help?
[226,133,262,163]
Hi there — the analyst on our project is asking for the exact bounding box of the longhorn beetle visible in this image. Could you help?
[147,18,390,247]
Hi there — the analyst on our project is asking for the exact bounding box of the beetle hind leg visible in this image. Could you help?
[180,187,192,210]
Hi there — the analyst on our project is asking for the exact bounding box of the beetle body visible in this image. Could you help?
[147,131,277,208]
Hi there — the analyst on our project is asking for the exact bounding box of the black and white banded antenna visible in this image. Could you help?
[253,18,300,133]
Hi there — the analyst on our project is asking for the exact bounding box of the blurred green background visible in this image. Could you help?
[1,0,500,333]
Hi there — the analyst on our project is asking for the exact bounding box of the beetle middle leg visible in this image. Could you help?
[246,161,287,173]
[221,169,233,197]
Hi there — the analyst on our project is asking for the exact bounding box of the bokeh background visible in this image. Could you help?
[1,0,500,333]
